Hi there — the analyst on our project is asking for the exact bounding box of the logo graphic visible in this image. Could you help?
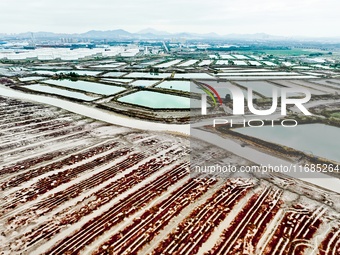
[195,81,312,116]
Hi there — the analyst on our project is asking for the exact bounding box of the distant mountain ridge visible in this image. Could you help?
[137,28,171,35]
[1,29,340,42]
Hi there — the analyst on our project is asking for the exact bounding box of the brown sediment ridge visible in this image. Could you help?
[1,95,339,255]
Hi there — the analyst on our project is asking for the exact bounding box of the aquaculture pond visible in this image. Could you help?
[234,123,340,162]
[44,79,125,95]
[118,91,192,109]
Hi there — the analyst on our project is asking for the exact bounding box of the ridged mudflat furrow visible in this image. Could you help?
[32,152,146,214]
[0,104,47,116]
[264,204,325,255]
[0,136,96,177]
[93,176,217,255]
[0,110,59,125]
[0,129,91,160]
[1,147,129,211]
[17,149,186,250]
[0,121,72,144]
[0,141,120,188]
[208,187,283,255]
[151,179,254,255]
[45,164,189,255]
[0,116,59,132]
[0,120,91,152]
[318,226,340,255]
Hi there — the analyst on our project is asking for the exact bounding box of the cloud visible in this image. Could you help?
[0,0,339,37]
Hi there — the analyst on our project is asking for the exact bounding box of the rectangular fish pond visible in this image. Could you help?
[43,79,125,95]
[117,91,194,109]
[233,123,340,162]
[24,84,98,101]
[156,81,191,92]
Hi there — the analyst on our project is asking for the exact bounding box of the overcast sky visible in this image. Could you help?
[1,0,339,37]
